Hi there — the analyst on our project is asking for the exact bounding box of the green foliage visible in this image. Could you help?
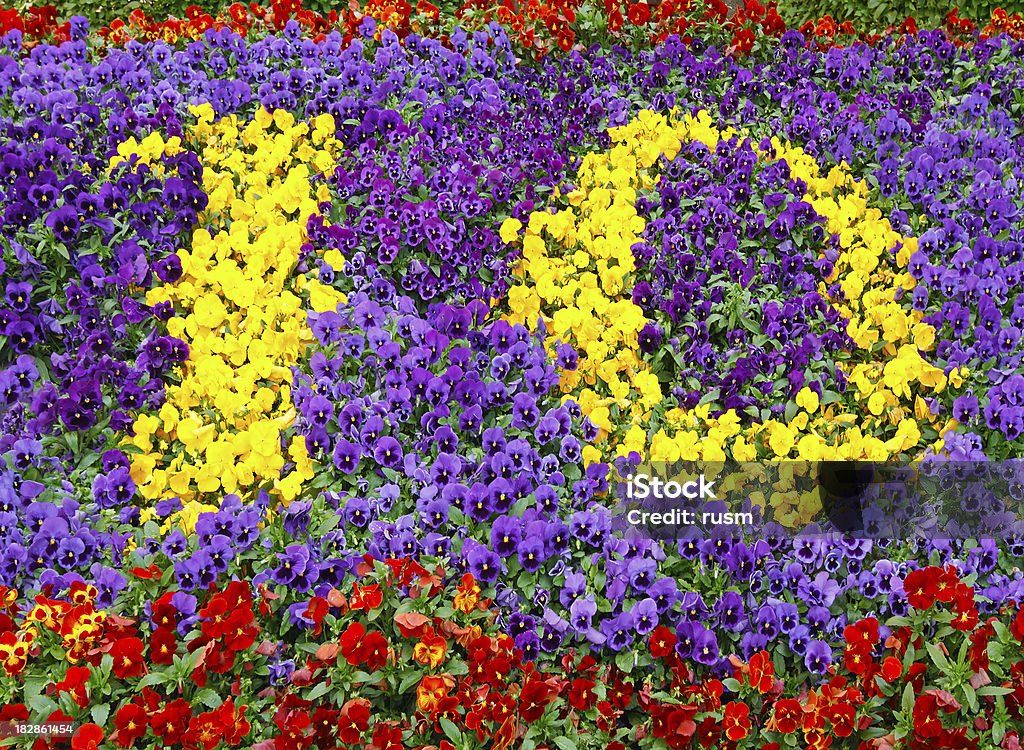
[778,0,1006,31]
[293,0,337,15]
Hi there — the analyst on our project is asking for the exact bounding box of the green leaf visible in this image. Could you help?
[438,717,462,745]
[962,683,978,713]
[901,682,915,714]
[977,686,1013,696]
[553,738,577,750]
[615,651,635,673]
[925,643,951,673]
[100,653,114,681]
[75,451,101,472]
[992,619,1011,642]
[698,389,721,406]
[398,670,422,694]
[137,672,169,689]
[91,703,110,727]
[306,681,332,702]
[24,677,58,717]
[194,688,222,709]
[314,512,341,536]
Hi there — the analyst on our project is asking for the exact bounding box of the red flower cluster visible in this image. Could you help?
[649,702,699,748]
[777,678,860,744]
[8,0,1024,65]
[0,583,109,674]
[149,591,179,665]
[192,580,261,684]
[649,624,678,658]
[746,650,776,693]
[794,6,1023,51]
[244,567,537,749]
[0,4,72,44]
[9,554,1024,750]
[599,0,787,56]
[843,616,879,677]
[904,565,978,630]
[339,621,391,671]
[722,0,786,55]
[912,691,961,740]
[409,624,557,747]
[98,1,338,45]
[645,678,728,748]
[984,7,1024,39]
[106,690,249,749]
[798,14,855,44]
[2,577,259,747]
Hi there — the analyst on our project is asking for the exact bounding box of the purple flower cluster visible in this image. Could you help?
[0,454,132,606]
[307,36,637,305]
[0,100,203,454]
[0,35,211,595]
[630,135,851,419]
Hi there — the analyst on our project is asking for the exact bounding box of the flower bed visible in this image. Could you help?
[2,1,1024,748]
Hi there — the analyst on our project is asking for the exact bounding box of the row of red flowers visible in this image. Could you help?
[1,1,1022,57]
[3,562,1024,748]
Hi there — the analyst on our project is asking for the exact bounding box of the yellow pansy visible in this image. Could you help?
[795,388,820,414]
[120,107,341,517]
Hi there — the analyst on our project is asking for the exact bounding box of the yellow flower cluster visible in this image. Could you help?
[501,111,732,454]
[122,105,342,513]
[646,131,960,487]
[22,587,106,665]
[505,109,960,507]
[781,143,962,434]
[109,131,187,177]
